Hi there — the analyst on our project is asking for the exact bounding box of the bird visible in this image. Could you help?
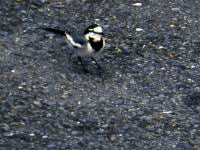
[40,24,106,72]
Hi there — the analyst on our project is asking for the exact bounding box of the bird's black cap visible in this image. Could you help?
[84,24,100,35]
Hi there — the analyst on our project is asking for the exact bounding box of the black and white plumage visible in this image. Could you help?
[41,24,105,71]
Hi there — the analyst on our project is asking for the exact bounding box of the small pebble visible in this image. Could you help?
[169,24,175,28]
[114,100,123,105]
[42,135,48,139]
[132,3,142,6]
[29,133,35,136]
[136,28,144,32]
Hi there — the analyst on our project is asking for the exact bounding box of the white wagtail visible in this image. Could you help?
[41,24,106,72]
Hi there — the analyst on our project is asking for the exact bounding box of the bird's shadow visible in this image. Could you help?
[48,48,112,80]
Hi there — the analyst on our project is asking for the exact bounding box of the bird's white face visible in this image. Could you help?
[85,26,103,42]
[89,26,103,34]
[85,32,102,42]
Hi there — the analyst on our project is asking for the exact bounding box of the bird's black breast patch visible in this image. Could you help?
[89,38,104,52]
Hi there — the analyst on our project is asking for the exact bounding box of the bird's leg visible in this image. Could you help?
[78,56,84,66]
[91,57,105,72]
[78,56,88,72]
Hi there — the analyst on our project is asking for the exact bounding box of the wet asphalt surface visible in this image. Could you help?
[0,0,200,149]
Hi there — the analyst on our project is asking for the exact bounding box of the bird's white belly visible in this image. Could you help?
[75,43,94,57]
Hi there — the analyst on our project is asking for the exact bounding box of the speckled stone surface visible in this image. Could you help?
[0,0,200,149]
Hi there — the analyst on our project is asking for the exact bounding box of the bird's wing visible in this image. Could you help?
[64,33,86,48]
[72,34,87,45]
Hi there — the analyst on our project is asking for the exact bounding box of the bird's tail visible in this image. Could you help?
[40,27,82,48]
[39,27,66,36]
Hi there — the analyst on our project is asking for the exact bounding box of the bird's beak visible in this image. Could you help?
[103,37,109,41]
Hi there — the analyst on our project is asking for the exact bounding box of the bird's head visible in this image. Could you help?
[84,24,104,42]
[84,24,103,35]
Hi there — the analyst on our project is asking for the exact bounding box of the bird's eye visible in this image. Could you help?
[89,37,94,41]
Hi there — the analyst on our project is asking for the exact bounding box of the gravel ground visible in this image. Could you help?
[0,0,200,149]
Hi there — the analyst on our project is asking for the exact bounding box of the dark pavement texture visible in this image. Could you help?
[0,0,200,149]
